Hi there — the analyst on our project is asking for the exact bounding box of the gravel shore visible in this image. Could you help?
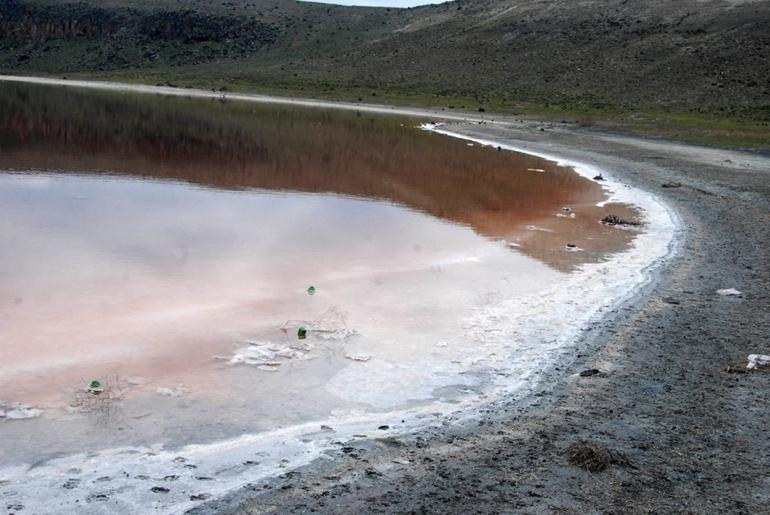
[192,121,770,514]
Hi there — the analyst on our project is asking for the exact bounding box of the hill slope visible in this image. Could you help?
[1,0,768,117]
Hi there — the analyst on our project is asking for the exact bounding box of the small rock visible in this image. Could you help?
[663,297,681,305]
[661,181,682,188]
[150,486,170,494]
[190,493,211,501]
[378,425,390,430]
[62,478,80,489]
[579,369,602,377]
[566,441,635,472]
[717,288,742,297]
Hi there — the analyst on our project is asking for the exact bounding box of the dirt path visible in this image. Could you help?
[191,122,770,514]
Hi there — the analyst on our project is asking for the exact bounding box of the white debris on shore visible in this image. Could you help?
[717,288,742,296]
[0,401,42,420]
[156,385,189,397]
[345,354,372,362]
[229,341,309,368]
[747,354,770,370]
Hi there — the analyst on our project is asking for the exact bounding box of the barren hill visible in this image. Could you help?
[1,0,768,116]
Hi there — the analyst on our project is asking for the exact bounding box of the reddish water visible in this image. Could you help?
[0,83,637,412]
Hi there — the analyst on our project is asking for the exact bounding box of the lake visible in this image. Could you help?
[0,81,650,512]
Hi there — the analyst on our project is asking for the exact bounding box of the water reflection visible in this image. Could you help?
[0,82,636,271]
[0,82,644,469]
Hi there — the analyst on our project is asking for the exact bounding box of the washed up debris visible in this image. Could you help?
[747,354,770,370]
[593,174,605,181]
[307,286,316,296]
[150,486,170,494]
[230,339,310,369]
[283,309,348,340]
[527,168,546,173]
[662,181,682,188]
[88,380,105,394]
[190,493,211,501]
[0,401,42,420]
[305,306,355,340]
[663,297,681,305]
[156,385,188,397]
[601,214,640,226]
[562,206,573,213]
[565,244,583,252]
[566,441,635,472]
[579,369,602,377]
[70,378,124,415]
[345,353,372,362]
[717,288,742,297]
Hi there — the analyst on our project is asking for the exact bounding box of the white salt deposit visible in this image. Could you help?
[747,354,770,370]
[0,403,42,420]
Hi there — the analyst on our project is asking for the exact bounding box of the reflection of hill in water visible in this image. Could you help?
[0,82,637,271]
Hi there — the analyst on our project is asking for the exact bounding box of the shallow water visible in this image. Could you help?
[0,83,638,473]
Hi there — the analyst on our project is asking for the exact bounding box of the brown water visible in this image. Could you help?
[0,83,637,454]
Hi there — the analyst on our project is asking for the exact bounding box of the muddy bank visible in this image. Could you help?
[191,122,770,513]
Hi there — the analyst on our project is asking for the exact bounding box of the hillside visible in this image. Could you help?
[1,0,769,119]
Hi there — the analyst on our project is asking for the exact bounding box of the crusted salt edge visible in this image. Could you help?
[0,127,681,515]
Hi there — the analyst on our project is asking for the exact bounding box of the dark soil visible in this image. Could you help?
[190,119,770,514]
[565,441,635,472]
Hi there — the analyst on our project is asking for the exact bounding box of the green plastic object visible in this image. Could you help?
[298,326,307,340]
[88,380,104,392]
[307,286,316,296]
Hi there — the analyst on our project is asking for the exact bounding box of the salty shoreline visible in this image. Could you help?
[1,76,767,514]
[0,75,675,513]
[192,121,769,513]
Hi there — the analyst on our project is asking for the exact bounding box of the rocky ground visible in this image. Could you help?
[191,121,770,514]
